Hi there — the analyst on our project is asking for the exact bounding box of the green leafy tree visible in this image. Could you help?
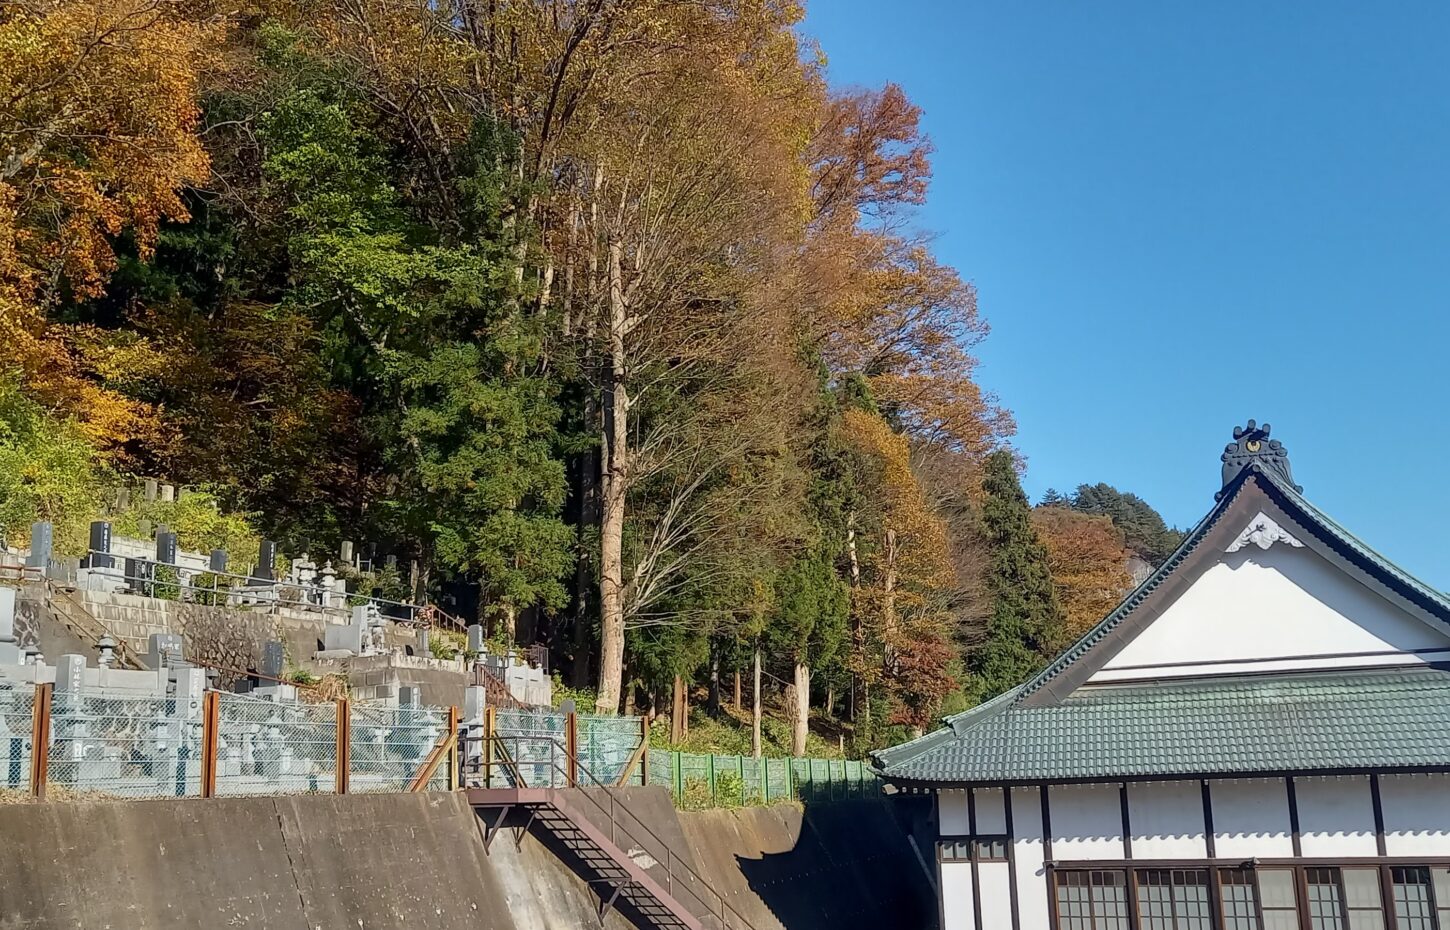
[967,450,1066,703]
[1070,482,1184,565]
[768,547,849,755]
[0,376,109,554]
[259,87,571,634]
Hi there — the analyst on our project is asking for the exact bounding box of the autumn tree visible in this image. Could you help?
[0,0,214,454]
[1032,505,1132,642]
[1070,482,1184,565]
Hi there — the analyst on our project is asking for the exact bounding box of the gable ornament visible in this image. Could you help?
[1225,511,1304,553]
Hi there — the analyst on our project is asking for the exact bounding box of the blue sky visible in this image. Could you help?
[803,1,1450,589]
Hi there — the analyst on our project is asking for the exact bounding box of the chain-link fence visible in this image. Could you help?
[349,701,449,793]
[215,692,337,796]
[47,690,201,799]
[578,713,645,785]
[489,709,568,787]
[0,686,34,798]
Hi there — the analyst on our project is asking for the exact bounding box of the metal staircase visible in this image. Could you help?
[464,735,758,930]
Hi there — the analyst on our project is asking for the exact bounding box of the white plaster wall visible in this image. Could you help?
[940,791,970,835]
[1380,774,1450,857]
[1049,783,1126,860]
[940,861,975,930]
[978,862,1013,930]
[1295,775,1379,857]
[1127,781,1207,859]
[1209,778,1295,859]
[1091,542,1448,681]
[1011,787,1050,930]
[974,787,1006,834]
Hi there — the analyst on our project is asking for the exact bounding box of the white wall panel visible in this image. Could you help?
[940,861,975,930]
[1049,783,1126,860]
[1012,787,1051,930]
[1127,781,1208,859]
[974,787,1006,835]
[1296,775,1378,857]
[978,862,1012,930]
[1380,774,1450,857]
[940,790,970,836]
[1210,778,1295,859]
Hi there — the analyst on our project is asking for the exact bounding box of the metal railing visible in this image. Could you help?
[74,549,423,622]
[462,732,766,930]
[7,683,460,801]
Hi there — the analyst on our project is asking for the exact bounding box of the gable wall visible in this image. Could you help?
[1089,540,1449,683]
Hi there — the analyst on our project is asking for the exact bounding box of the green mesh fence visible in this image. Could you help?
[647,749,880,808]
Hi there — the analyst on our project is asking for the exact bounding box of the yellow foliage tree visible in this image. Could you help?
[1031,505,1133,643]
[0,0,215,453]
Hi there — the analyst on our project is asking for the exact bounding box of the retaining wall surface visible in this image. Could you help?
[0,789,931,930]
[679,799,935,930]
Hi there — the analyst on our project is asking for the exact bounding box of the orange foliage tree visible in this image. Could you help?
[1031,506,1133,643]
[0,0,214,454]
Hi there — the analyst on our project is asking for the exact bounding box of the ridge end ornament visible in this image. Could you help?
[1217,419,1301,500]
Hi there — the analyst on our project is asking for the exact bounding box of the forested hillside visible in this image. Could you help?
[0,0,1171,754]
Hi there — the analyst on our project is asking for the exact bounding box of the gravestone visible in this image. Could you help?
[0,588,18,665]
[466,624,485,655]
[255,540,277,582]
[209,549,228,573]
[25,522,52,570]
[144,633,185,670]
[86,522,113,569]
[155,530,178,565]
[261,641,285,680]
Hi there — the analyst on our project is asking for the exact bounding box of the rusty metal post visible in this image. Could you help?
[483,706,495,787]
[335,698,350,794]
[29,682,52,799]
[639,717,650,786]
[565,711,578,787]
[446,706,460,790]
[200,690,221,798]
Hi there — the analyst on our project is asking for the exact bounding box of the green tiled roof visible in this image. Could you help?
[873,667,1450,785]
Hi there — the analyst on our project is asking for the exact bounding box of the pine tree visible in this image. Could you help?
[968,450,1066,703]
[1070,483,1184,565]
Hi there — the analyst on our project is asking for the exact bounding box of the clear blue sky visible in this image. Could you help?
[803,1,1450,589]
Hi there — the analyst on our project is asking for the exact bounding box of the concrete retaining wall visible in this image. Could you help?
[0,791,932,930]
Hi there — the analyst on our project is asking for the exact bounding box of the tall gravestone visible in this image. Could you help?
[255,540,276,582]
[25,522,52,570]
[86,522,113,569]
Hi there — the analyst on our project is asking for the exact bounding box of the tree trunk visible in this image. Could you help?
[882,526,899,672]
[846,509,860,723]
[752,645,762,759]
[671,674,686,743]
[733,669,742,713]
[500,602,517,645]
[789,662,810,756]
[595,239,628,714]
[707,643,721,715]
[825,683,834,716]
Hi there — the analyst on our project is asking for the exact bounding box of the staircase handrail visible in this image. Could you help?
[42,580,146,670]
[466,732,764,930]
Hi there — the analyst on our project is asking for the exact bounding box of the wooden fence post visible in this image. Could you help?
[200,691,221,798]
[29,682,52,799]
[639,717,650,787]
[564,711,578,787]
[707,753,717,804]
[446,706,460,790]
[335,698,350,795]
[672,751,683,800]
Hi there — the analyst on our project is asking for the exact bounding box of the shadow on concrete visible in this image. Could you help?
[697,797,937,930]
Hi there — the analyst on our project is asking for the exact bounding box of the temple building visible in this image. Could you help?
[875,421,1450,930]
